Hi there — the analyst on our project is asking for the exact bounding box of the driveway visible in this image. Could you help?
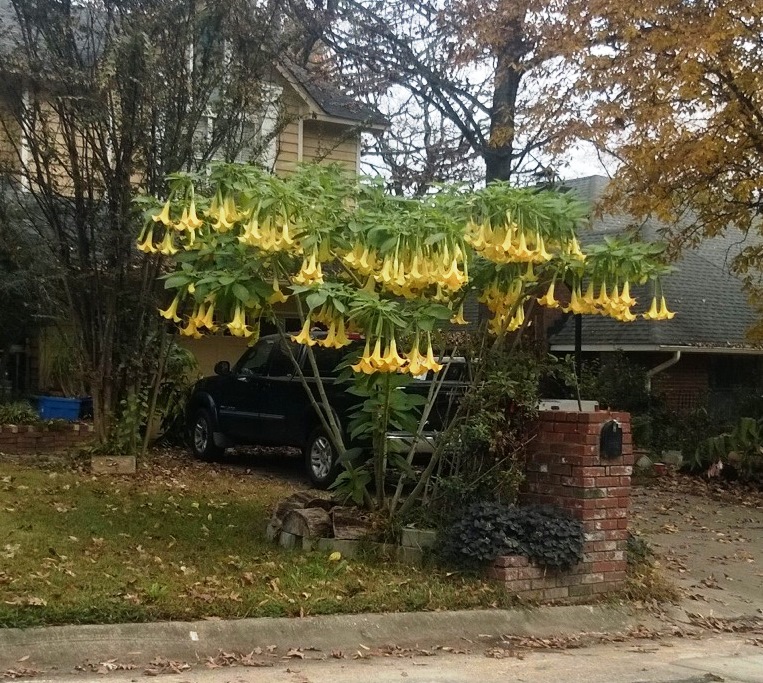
[630,475,763,620]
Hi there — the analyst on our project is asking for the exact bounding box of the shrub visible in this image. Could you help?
[686,416,763,483]
[438,501,585,569]
[0,400,40,425]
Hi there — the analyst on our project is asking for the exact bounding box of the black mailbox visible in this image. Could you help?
[600,419,623,459]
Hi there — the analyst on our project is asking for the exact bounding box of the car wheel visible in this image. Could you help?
[304,428,339,489]
[190,409,224,460]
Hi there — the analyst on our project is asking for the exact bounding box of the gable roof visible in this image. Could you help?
[548,176,762,353]
[277,61,388,131]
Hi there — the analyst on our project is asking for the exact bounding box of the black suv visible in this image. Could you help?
[186,334,466,487]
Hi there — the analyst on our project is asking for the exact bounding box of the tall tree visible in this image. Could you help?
[563,0,763,289]
[0,0,311,442]
[311,0,580,186]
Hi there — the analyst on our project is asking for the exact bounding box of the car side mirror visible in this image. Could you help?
[214,360,231,376]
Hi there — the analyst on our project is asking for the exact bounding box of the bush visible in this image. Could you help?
[438,501,585,569]
[0,400,40,425]
[426,349,574,526]
[685,416,763,483]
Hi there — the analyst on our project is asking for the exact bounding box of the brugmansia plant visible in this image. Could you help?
[140,162,674,513]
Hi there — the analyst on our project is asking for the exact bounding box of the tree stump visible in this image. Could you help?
[331,506,372,540]
[282,508,333,539]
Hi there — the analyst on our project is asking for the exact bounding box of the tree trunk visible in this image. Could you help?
[485,48,523,183]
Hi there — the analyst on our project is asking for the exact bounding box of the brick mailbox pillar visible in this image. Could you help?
[489,410,633,600]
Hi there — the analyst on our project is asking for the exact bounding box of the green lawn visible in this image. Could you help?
[0,451,516,628]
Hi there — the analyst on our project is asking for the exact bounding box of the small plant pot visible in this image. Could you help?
[652,462,668,476]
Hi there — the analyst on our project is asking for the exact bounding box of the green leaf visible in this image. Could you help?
[232,283,250,302]
[163,273,191,289]
[426,304,454,320]
[306,290,329,311]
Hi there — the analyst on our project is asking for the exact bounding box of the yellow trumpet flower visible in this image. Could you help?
[158,231,178,256]
[211,200,235,233]
[514,231,533,261]
[422,338,443,374]
[568,236,585,261]
[332,318,351,348]
[368,338,385,370]
[152,200,172,226]
[450,304,468,325]
[442,258,466,291]
[537,281,560,309]
[343,242,364,267]
[319,321,338,348]
[380,337,406,372]
[566,287,586,315]
[280,219,295,247]
[158,294,182,323]
[658,296,675,320]
[179,317,202,339]
[267,276,288,304]
[582,281,596,307]
[190,303,207,329]
[358,247,375,273]
[290,317,316,346]
[619,308,638,322]
[594,282,610,309]
[351,339,376,374]
[642,297,660,320]
[176,207,189,232]
[136,227,156,254]
[534,235,553,262]
[201,300,217,331]
[507,306,525,332]
[405,342,426,376]
[377,256,394,284]
[620,281,636,308]
[186,199,203,230]
[228,305,254,338]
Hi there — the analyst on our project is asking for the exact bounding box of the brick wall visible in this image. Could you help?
[488,410,633,601]
[650,354,709,413]
[0,423,94,453]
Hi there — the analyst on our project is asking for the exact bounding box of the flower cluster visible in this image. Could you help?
[343,240,467,298]
[465,219,571,265]
[536,279,675,322]
[142,164,677,380]
[351,333,443,375]
[291,302,353,349]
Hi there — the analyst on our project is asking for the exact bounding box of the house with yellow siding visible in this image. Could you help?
[0,37,387,387]
[174,64,387,375]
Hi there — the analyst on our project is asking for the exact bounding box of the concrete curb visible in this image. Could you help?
[0,605,663,672]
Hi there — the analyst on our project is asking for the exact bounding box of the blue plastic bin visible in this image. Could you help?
[37,396,82,421]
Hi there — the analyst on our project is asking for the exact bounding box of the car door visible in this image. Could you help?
[257,338,304,446]
[217,337,276,443]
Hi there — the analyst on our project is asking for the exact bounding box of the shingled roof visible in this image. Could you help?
[548,176,762,353]
[279,61,388,130]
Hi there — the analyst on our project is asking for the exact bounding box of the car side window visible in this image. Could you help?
[268,339,299,377]
[236,339,275,377]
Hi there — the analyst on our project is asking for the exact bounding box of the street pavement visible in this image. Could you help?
[20,633,763,683]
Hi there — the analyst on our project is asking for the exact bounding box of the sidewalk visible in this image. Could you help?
[0,604,662,673]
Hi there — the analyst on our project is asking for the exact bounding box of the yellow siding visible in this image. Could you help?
[302,120,359,171]
[273,81,305,176]
[0,91,21,171]
[274,119,300,176]
[177,335,250,378]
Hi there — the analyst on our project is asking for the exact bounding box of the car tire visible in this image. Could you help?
[304,427,339,489]
[190,409,224,461]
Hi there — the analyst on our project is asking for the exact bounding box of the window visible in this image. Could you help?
[268,339,299,377]
[236,339,275,376]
